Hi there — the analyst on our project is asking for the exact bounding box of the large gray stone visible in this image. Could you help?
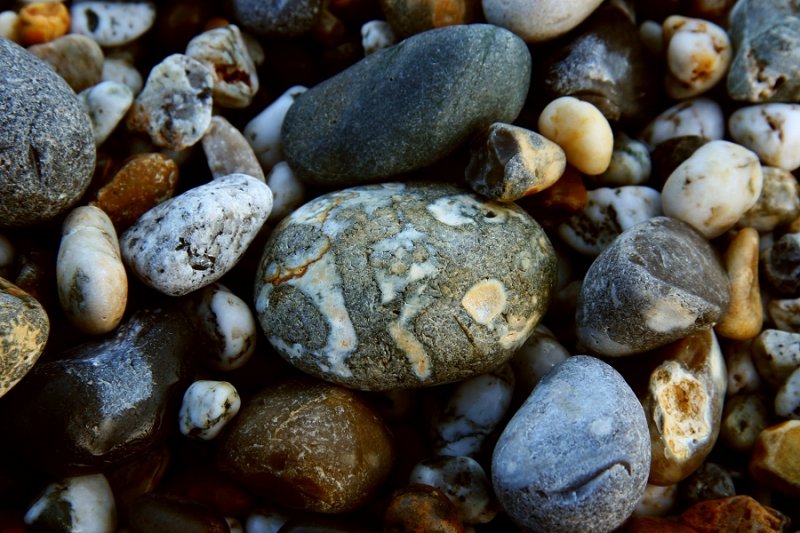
[281,24,531,187]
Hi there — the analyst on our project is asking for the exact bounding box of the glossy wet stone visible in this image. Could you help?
[483,0,603,43]
[384,484,463,533]
[24,474,116,533]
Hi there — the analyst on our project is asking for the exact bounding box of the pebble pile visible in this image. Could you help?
[1,1,800,532]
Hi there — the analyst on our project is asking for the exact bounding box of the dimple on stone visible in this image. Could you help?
[461,279,507,326]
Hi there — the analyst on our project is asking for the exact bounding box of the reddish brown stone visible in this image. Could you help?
[626,516,698,533]
[680,495,789,533]
[17,2,70,46]
[518,165,588,216]
[384,484,464,533]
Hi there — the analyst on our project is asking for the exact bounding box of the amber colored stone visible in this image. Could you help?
[384,484,464,533]
[518,165,588,216]
[626,516,697,533]
[204,17,230,30]
[679,495,789,533]
[715,227,762,340]
[750,420,800,498]
[91,153,180,231]
[380,0,481,38]
[162,467,255,517]
[17,2,69,46]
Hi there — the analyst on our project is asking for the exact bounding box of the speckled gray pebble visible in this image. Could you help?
[492,355,650,533]
[0,37,95,228]
[231,0,323,37]
[576,217,730,357]
[282,24,531,187]
[254,182,556,390]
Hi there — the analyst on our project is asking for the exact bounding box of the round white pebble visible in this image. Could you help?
[729,104,800,171]
[25,474,116,533]
[245,85,307,172]
[179,380,241,440]
[266,161,306,222]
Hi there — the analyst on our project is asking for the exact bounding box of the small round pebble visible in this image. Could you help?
[79,80,134,146]
[482,0,604,43]
[591,133,651,187]
[509,324,570,400]
[361,20,395,55]
[179,380,241,440]
[729,103,800,171]
[383,484,463,533]
[679,462,736,506]
[17,2,70,46]
[641,97,724,147]
[761,232,800,295]
[24,474,116,533]
[202,115,265,182]
[70,1,156,47]
[102,55,143,95]
[265,161,306,222]
[663,15,732,99]
[751,329,800,388]
[0,11,19,42]
[720,393,769,453]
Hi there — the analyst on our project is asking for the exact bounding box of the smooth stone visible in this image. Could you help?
[202,116,265,182]
[3,307,195,475]
[216,380,394,512]
[56,206,127,335]
[409,456,495,524]
[186,24,259,109]
[663,15,732,99]
[0,277,49,398]
[70,1,156,47]
[0,37,95,228]
[642,330,727,486]
[715,227,762,340]
[641,98,724,148]
[383,484,463,533]
[12,245,55,308]
[725,339,762,395]
[105,445,171,520]
[79,81,134,146]
[661,140,763,239]
[639,20,664,56]
[590,133,651,187]
[751,329,800,388]
[679,462,735,506]
[254,182,556,390]
[282,24,531,187]
[17,2,70,46]
[482,0,603,42]
[750,420,800,497]
[265,161,306,222]
[465,122,566,202]
[361,20,396,55]
[768,297,800,332]
[737,166,800,231]
[245,505,288,533]
[775,366,800,419]
[127,493,229,533]
[101,56,143,96]
[24,474,116,533]
[720,393,769,453]
[648,136,708,190]
[727,0,800,102]
[537,96,613,176]
[244,85,307,172]
[492,356,650,533]
[0,11,18,42]
[576,217,730,357]
[380,0,481,39]
[121,174,272,297]
[231,0,322,37]
[126,54,214,151]
[729,104,800,171]
[761,232,800,295]
[509,324,570,400]
[680,495,790,532]
[28,33,104,93]
[178,380,241,440]
[633,484,678,518]
[557,186,662,257]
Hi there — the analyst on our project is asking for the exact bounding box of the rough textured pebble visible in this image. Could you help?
[70,1,156,47]
[725,339,761,396]
[17,2,69,46]
[28,33,104,93]
[202,115,265,182]
[24,474,116,533]
[79,80,134,146]
[680,495,790,532]
[679,462,736,506]
[482,0,604,43]
[409,456,495,524]
[751,329,800,388]
[737,166,800,231]
[178,380,241,440]
[749,420,800,497]
[768,297,800,332]
[761,232,800,295]
[720,393,769,452]
[383,484,463,533]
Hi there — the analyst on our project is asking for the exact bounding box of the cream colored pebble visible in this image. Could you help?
[537,96,613,175]
[266,161,306,222]
[361,20,395,56]
[0,11,19,42]
[641,97,724,147]
[715,227,762,340]
[729,104,800,171]
[179,380,241,440]
[663,15,732,99]
[244,85,307,172]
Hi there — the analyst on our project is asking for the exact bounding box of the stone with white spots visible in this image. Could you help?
[184,283,257,371]
[725,340,762,396]
[186,24,259,109]
[102,56,143,95]
[729,104,800,171]
[410,456,496,524]
[775,366,800,419]
[576,217,730,357]
[70,1,156,46]
[663,15,732,99]
[121,174,273,297]
[752,329,800,388]
[179,380,241,440]
[57,206,127,335]
[79,81,134,146]
[662,140,763,239]
[202,115,265,181]
[768,297,800,333]
[244,86,307,172]
[537,96,613,176]
[738,166,800,231]
[482,0,604,43]
[126,54,214,151]
[24,474,116,533]
[641,98,725,147]
[591,133,651,187]
[254,182,557,390]
[266,161,306,222]
[492,356,650,533]
[558,186,662,256]
[510,324,570,400]
[361,20,396,55]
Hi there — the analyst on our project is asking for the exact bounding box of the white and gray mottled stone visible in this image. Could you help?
[482,0,604,43]
[70,1,156,47]
[245,85,307,172]
[590,133,651,187]
[24,474,116,533]
[751,329,800,388]
[178,380,241,440]
[775,366,800,419]
[202,115,265,182]
[361,20,396,55]
[0,278,49,398]
[729,104,800,171]
[101,56,143,95]
[121,174,273,297]
[492,355,650,533]
[79,81,134,146]
[576,217,730,357]
[254,182,557,390]
[738,166,800,232]
[641,98,724,148]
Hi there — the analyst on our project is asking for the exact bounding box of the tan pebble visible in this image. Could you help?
[202,116,265,182]
[720,393,769,453]
[751,329,800,388]
[537,96,613,175]
[750,420,800,497]
[724,339,762,395]
[632,483,678,517]
[768,297,800,332]
[27,33,104,93]
[716,227,762,340]
[17,2,69,46]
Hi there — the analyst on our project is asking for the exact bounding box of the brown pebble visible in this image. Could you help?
[517,165,588,217]
[106,445,170,521]
[201,116,265,181]
[162,467,255,517]
[750,420,800,498]
[127,493,229,533]
[17,2,69,46]
[380,0,481,38]
[679,495,789,533]
[27,34,104,93]
[720,393,770,454]
[715,227,762,340]
[384,484,464,533]
[626,516,698,533]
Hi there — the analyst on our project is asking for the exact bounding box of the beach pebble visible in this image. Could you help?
[729,104,800,171]
[727,0,800,102]
[127,493,230,533]
[186,24,259,109]
[751,329,800,387]
[244,85,306,172]
[361,20,395,55]
[0,278,49,398]
[492,356,650,533]
[642,330,728,485]
[56,206,127,335]
[641,98,724,147]
[121,174,272,297]
[639,20,664,56]
[184,283,257,371]
[661,140,763,239]
[680,495,790,532]
[216,380,394,512]
[380,0,480,39]
[0,233,14,279]
[24,474,116,533]
[509,324,570,400]
[749,420,800,497]
[737,166,800,231]
[433,364,514,457]
[70,1,156,47]
[633,484,678,517]
[0,11,19,42]
[245,505,288,533]
[465,123,565,202]
[409,456,495,524]
[202,116,265,182]
[254,182,556,390]
[775,366,800,419]
[28,33,104,93]
[0,37,95,228]
[282,24,530,187]
[126,54,214,151]
[91,152,180,231]
[663,15,732,99]
[558,186,662,256]
[715,227,762,340]
[102,56,143,95]
[537,96,613,176]
[265,162,305,222]
[17,2,69,46]
[383,484,463,533]
[761,232,800,295]
[649,136,708,190]
[679,462,736,506]
[482,0,603,43]
[591,133,651,187]
[725,340,762,395]
[79,80,134,146]
[720,393,770,453]
[576,217,730,357]
[178,380,241,440]
[768,297,800,332]
[231,0,322,37]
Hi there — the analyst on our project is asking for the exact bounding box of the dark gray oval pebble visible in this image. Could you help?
[231,0,322,37]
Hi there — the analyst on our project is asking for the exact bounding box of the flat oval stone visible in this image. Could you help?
[254,182,556,390]
[282,24,531,187]
[483,0,604,43]
[202,116,265,182]
[28,34,105,93]
[492,356,650,533]
[0,37,95,228]
[576,217,730,357]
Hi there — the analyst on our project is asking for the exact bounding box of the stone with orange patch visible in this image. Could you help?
[17,2,69,46]
[679,495,789,532]
[380,0,480,38]
[384,484,464,533]
[663,15,732,99]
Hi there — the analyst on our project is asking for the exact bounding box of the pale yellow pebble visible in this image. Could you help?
[0,11,19,42]
[716,227,762,340]
[537,96,613,176]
